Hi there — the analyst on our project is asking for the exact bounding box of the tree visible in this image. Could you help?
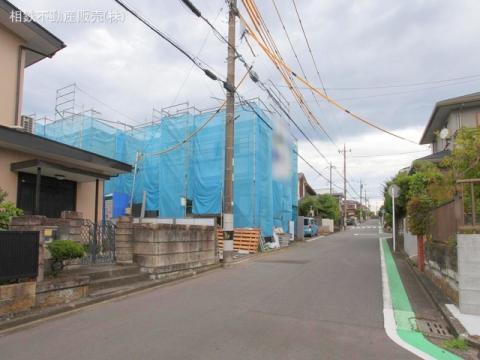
[298,195,318,217]
[0,188,23,229]
[298,194,340,221]
[317,194,341,221]
[383,171,411,227]
[442,127,480,180]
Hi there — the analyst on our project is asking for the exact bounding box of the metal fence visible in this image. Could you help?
[80,220,116,264]
[0,231,39,282]
[457,179,480,231]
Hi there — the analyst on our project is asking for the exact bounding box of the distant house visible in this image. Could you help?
[298,172,316,200]
[0,0,131,219]
[343,199,360,219]
[418,92,480,162]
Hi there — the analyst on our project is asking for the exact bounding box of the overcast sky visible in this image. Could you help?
[16,0,480,210]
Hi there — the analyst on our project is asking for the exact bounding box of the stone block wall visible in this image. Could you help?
[36,277,89,307]
[44,211,83,242]
[9,215,57,282]
[116,216,134,264]
[133,223,218,277]
[458,234,480,315]
[0,282,36,316]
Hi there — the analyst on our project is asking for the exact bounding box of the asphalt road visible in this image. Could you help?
[0,220,417,359]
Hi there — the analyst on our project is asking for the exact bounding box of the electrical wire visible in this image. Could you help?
[148,69,250,157]
[171,4,226,105]
[179,0,343,167]
[240,0,361,197]
[114,0,228,91]
[75,85,140,125]
[270,0,338,148]
[240,0,339,147]
[119,0,353,198]
[291,0,327,95]
[238,2,419,145]
[324,73,480,91]
[350,150,429,158]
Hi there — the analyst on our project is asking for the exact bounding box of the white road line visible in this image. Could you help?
[379,236,435,360]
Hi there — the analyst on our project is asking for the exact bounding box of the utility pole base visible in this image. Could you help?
[222,232,234,266]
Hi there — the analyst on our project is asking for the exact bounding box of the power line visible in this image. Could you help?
[178,0,251,72]
[291,0,327,95]
[296,151,343,191]
[121,0,349,196]
[239,0,361,198]
[270,0,337,148]
[171,4,226,105]
[239,0,340,148]
[323,73,480,91]
[113,0,231,92]
[238,3,420,145]
[334,78,480,101]
[350,150,429,158]
[180,0,348,190]
[76,86,139,125]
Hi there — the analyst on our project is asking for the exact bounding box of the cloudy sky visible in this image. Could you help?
[16,0,480,210]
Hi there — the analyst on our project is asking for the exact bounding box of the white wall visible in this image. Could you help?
[403,218,417,259]
[458,234,480,315]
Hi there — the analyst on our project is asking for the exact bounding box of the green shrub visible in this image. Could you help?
[0,187,23,229]
[407,195,433,235]
[47,240,85,262]
[443,337,468,351]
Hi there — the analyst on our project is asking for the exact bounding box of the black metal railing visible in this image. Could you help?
[80,220,116,264]
[0,231,39,282]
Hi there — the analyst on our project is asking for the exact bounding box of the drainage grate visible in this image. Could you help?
[416,319,451,339]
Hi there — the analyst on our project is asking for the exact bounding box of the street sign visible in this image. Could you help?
[388,184,400,198]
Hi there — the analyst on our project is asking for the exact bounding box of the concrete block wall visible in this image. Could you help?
[403,218,417,259]
[321,219,334,233]
[133,223,218,277]
[458,234,480,315]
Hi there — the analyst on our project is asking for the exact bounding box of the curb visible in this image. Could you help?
[403,253,480,350]
[380,237,460,359]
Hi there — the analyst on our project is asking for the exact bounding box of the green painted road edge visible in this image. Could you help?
[381,238,460,359]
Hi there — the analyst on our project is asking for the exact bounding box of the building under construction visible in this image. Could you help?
[35,98,298,237]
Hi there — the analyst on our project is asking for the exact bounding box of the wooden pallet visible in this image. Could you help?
[217,228,260,254]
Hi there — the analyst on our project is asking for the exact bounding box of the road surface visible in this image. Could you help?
[0,220,417,359]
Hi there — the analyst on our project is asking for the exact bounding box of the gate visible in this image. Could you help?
[80,220,116,264]
[0,231,39,281]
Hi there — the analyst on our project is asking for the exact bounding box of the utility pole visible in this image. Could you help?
[365,188,368,219]
[329,162,333,195]
[222,0,237,265]
[339,144,351,229]
[359,180,363,223]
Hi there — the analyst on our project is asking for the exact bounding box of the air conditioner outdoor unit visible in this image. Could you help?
[20,115,34,133]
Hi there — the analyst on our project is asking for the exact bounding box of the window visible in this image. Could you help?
[186,198,193,215]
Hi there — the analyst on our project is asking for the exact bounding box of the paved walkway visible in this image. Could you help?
[0,220,416,359]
